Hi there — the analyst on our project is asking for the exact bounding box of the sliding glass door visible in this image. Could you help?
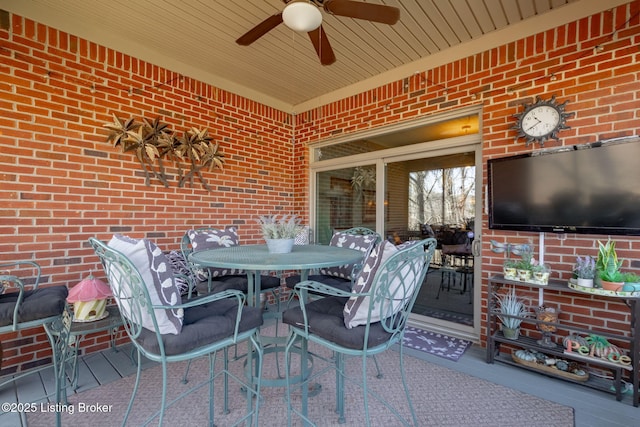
[311,108,482,338]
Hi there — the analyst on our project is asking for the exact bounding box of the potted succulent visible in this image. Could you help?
[495,287,529,340]
[596,239,624,291]
[573,255,596,288]
[531,263,550,285]
[515,244,534,282]
[256,213,304,254]
[503,259,518,280]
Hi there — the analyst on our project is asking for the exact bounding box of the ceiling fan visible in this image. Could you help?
[236,0,400,65]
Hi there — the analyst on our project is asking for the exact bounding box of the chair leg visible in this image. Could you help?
[371,355,383,379]
[399,343,419,427]
[336,352,346,423]
[208,352,215,427]
[123,349,143,426]
[360,354,370,427]
[158,360,169,426]
[249,332,263,427]
[181,360,192,384]
[223,347,230,414]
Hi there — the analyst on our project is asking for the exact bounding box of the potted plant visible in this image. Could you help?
[515,244,534,282]
[256,214,304,254]
[531,263,550,285]
[503,259,517,280]
[495,287,529,340]
[573,255,596,288]
[596,239,624,291]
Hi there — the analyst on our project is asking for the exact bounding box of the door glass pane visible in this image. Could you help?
[385,153,476,326]
[315,166,376,244]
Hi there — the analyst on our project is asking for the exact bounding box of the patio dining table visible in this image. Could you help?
[188,243,364,308]
[188,243,364,388]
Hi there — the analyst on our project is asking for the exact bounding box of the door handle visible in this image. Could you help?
[472,239,481,257]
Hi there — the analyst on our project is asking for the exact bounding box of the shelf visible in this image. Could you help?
[493,353,617,397]
[487,275,639,406]
[492,332,627,374]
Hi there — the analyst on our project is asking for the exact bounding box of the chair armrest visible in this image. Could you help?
[174,272,197,299]
[292,281,356,335]
[294,280,354,299]
[151,289,246,311]
[0,274,28,330]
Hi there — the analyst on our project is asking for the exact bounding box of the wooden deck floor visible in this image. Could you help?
[1,334,638,426]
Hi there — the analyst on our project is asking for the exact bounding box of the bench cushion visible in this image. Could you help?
[282,296,392,350]
[0,285,68,327]
[135,297,263,356]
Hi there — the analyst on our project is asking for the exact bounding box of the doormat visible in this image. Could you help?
[420,308,474,326]
[402,326,471,362]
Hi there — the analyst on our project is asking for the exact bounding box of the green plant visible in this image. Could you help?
[256,214,303,239]
[596,239,624,282]
[503,259,517,269]
[621,271,640,283]
[573,255,596,279]
[495,287,529,329]
[514,243,534,270]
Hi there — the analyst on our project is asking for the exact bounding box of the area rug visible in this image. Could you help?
[27,340,573,427]
[402,326,472,362]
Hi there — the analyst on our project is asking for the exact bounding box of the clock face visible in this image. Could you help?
[512,96,572,146]
[521,106,560,137]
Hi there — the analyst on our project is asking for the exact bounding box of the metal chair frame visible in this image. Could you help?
[284,238,437,426]
[0,261,72,427]
[89,238,263,427]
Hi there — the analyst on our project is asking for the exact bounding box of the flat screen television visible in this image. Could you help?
[488,138,640,235]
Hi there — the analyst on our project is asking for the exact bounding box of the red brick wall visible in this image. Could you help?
[295,2,640,346]
[1,3,639,372]
[0,12,295,373]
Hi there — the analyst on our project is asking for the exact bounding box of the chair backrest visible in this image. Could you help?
[0,261,43,331]
[89,238,160,355]
[334,227,382,244]
[353,238,437,341]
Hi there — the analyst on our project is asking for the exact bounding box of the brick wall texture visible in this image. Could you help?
[1,2,639,372]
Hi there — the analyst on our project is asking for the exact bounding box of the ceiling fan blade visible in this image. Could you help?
[324,0,400,25]
[236,13,283,46]
[308,25,336,65]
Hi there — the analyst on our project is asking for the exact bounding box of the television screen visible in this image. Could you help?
[488,139,640,235]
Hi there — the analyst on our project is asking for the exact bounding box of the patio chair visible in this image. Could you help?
[0,261,71,427]
[89,237,264,426]
[181,227,281,304]
[283,237,437,426]
[283,226,381,296]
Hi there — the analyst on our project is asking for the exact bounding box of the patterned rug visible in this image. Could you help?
[402,326,472,362]
[27,340,574,427]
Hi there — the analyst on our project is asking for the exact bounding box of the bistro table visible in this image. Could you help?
[188,244,364,307]
[189,243,364,388]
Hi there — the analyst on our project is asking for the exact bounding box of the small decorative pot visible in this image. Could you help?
[600,280,624,292]
[517,268,531,282]
[265,238,295,254]
[502,326,520,340]
[533,271,550,285]
[576,277,594,288]
[503,266,517,280]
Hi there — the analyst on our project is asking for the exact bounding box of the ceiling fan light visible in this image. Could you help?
[282,2,322,33]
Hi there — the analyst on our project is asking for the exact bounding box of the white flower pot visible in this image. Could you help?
[577,278,594,288]
[265,238,295,254]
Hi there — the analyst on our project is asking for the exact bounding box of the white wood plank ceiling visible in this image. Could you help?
[0,0,628,111]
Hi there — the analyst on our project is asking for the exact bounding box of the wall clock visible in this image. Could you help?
[512,95,573,146]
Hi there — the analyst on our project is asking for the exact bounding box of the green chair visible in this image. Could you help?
[0,261,71,427]
[283,238,437,426]
[89,237,263,426]
[181,228,281,303]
